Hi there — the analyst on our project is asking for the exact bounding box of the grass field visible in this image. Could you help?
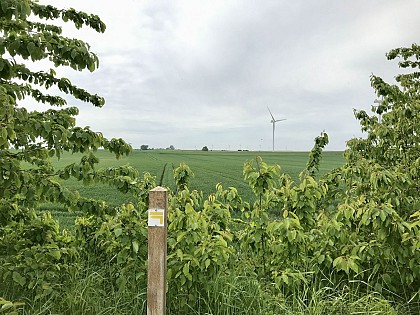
[44,150,345,228]
[49,149,345,205]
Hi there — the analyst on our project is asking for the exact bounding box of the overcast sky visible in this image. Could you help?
[32,0,420,151]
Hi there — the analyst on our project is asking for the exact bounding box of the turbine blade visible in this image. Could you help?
[267,106,275,120]
[275,119,286,122]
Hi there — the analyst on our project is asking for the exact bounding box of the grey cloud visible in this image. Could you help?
[46,0,420,151]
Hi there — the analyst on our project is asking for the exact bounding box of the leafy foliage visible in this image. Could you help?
[0,0,132,297]
[306,131,329,177]
[235,45,420,299]
[173,162,194,192]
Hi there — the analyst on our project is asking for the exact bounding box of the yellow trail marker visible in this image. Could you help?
[148,208,165,227]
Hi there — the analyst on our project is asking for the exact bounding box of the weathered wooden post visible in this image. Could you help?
[147,187,168,315]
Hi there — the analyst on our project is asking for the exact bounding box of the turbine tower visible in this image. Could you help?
[267,107,286,151]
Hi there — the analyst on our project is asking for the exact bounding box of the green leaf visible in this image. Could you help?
[183,262,191,281]
[10,40,20,54]
[49,250,61,260]
[348,258,360,273]
[317,254,325,264]
[383,273,392,284]
[379,210,387,222]
[1,127,7,142]
[132,240,139,253]
[27,42,36,55]
[12,271,26,287]
[282,273,289,285]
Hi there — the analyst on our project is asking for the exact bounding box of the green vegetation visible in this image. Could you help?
[43,149,344,207]
[1,1,419,314]
[40,149,344,231]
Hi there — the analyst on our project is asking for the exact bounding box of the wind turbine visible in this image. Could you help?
[267,107,286,151]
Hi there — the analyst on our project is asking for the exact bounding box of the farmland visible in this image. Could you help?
[44,149,344,230]
[50,150,344,204]
[48,149,345,207]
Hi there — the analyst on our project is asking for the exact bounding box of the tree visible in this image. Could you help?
[0,0,135,295]
[140,144,149,150]
[238,44,419,299]
[202,146,208,151]
[346,46,420,172]
[322,44,420,292]
[345,44,419,212]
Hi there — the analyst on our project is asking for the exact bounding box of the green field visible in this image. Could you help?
[43,149,344,234]
[51,150,344,203]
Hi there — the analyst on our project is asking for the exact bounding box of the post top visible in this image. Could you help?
[150,186,167,192]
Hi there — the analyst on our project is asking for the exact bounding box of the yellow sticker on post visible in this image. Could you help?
[148,208,165,227]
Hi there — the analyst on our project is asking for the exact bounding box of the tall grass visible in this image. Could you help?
[3,262,414,315]
[2,262,148,315]
[169,269,405,315]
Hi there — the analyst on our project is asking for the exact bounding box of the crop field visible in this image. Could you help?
[44,150,345,227]
[49,149,345,204]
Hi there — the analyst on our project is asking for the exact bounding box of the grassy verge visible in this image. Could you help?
[2,263,413,315]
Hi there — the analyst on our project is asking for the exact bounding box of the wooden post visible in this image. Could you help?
[147,187,168,315]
